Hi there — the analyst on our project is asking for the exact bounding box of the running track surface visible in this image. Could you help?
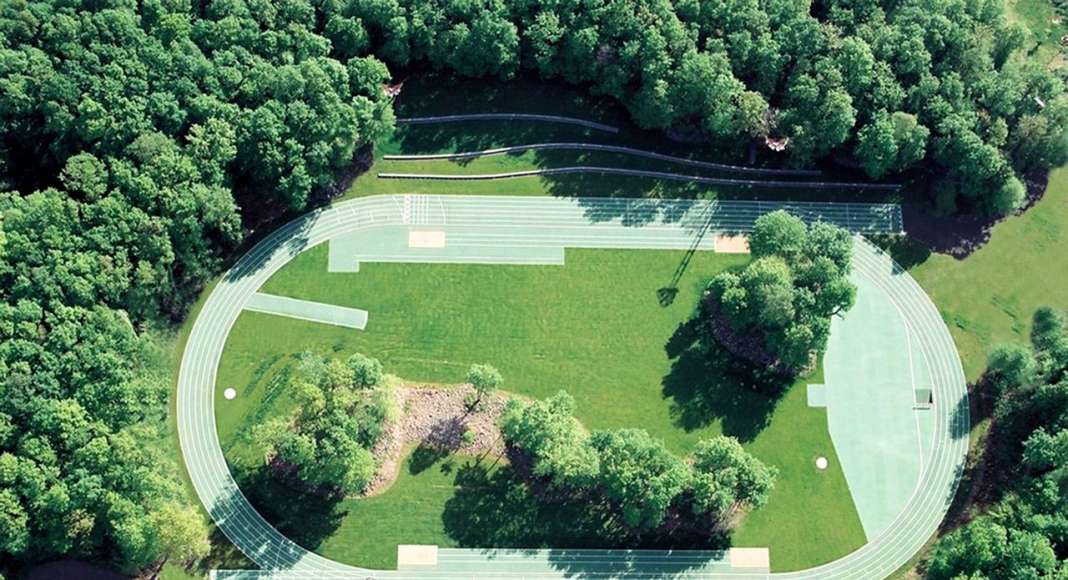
[178,194,967,579]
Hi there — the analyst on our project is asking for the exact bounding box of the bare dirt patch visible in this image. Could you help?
[363,384,507,496]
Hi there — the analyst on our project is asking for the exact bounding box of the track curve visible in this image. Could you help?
[377,166,900,192]
[383,142,822,177]
[178,195,966,579]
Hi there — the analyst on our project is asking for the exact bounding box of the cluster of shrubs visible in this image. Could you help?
[500,391,777,530]
[253,352,397,495]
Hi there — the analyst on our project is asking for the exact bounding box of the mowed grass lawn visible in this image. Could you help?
[909,167,1068,380]
[215,246,865,571]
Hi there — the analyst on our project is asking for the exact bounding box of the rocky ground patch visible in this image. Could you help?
[363,384,507,496]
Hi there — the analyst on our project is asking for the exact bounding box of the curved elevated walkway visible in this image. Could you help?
[178,195,965,579]
[384,143,822,177]
[378,167,900,191]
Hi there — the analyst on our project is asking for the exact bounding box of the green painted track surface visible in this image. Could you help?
[178,194,965,579]
[823,256,938,540]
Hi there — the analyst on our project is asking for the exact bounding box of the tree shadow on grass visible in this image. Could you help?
[441,458,729,576]
[442,459,620,550]
[661,322,792,443]
[409,443,452,475]
[232,465,348,553]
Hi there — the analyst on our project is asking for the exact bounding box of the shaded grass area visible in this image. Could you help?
[216,247,865,572]
[906,167,1068,380]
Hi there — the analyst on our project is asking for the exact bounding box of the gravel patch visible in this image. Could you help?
[363,384,507,496]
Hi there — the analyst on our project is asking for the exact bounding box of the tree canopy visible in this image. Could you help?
[500,391,601,488]
[253,353,395,495]
[0,0,394,571]
[690,437,778,518]
[501,391,776,531]
[466,363,502,409]
[704,210,855,372]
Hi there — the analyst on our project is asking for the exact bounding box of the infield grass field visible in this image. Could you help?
[214,246,866,571]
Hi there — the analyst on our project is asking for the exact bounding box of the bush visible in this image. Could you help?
[347,353,384,388]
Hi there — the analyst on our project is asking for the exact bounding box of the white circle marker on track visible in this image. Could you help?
[224,388,237,400]
[816,456,829,470]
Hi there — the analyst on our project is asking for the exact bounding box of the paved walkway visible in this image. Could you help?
[177,194,966,580]
[395,113,620,133]
[378,167,900,191]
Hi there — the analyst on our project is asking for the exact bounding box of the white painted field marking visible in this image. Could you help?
[397,545,438,567]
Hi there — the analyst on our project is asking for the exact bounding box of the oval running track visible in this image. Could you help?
[178,194,967,579]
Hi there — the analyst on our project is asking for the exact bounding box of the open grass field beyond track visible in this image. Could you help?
[216,246,865,572]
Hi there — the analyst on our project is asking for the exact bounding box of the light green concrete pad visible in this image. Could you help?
[822,254,936,541]
[244,292,368,329]
[807,384,827,407]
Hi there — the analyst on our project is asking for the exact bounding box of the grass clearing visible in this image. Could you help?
[908,168,1068,380]
[215,246,865,572]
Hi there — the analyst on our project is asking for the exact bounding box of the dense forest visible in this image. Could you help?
[926,308,1068,578]
[0,0,1066,574]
